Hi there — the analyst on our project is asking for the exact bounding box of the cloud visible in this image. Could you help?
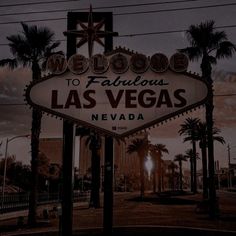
[0,68,31,103]
[0,68,31,137]
[213,73,236,128]
[0,105,31,136]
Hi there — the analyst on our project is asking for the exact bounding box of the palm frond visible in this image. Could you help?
[21,22,29,33]
[186,21,214,49]
[212,126,225,144]
[178,117,200,136]
[185,148,199,160]
[178,47,202,61]
[3,22,60,72]
[7,35,30,57]
[126,138,149,154]
[209,31,227,48]
[174,154,187,162]
[181,19,235,73]
[149,143,169,157]
[213,136,225,145]
[45,41,61,53]
[186,25,203,47]
[0,58,18,69]
[216,41,236,59]
[183,136,193,143]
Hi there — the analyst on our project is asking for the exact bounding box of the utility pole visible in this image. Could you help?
[215,160,220,190]
[227,144,232,190]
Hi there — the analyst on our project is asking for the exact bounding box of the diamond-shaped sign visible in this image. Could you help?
[25,49,209,138]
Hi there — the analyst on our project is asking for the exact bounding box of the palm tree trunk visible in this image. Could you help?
[201,142,208,199]
[28,62,42,226]
[202,56,217,217]
[28,108,42,226]
[171,167,175,190]
[90,149,100,208]
[161,166,165,191]
[206,81,217,218]
[190,158,194,192]
[192,140,197,193]
[157,155,162,193]
[94,151,101,208]
[179,161,183,191]
[152,159,157,193]
[139,155,145,198]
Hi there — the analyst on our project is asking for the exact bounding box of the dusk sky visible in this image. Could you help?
[0,0,235,169]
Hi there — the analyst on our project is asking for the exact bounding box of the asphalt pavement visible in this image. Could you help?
[1,190,236,236]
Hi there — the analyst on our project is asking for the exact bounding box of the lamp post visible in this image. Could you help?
[1,134,30,211]
[227,144,236,190]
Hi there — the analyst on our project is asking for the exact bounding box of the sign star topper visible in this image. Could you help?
[63,5,118,58]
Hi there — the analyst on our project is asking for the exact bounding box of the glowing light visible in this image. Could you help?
[145,154,153,180]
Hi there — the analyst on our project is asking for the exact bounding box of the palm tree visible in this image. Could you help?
[76,127,102,208]
[167,162,178,191]
[179,20,235,217]
[185,149,199,192]
[179,117,200,193]
[196,122,208,199]
[149,144,169,193]
[196,122,225,199]
[127,137,150,198]
[174,154,187,191]
[0,22,60,225]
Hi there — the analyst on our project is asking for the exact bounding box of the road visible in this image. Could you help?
[1,190,236,235]
[71,191,236,232]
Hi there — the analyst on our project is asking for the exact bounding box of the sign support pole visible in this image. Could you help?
[61,121,74,236]
[61,12,77,236]
[103,136,114,235]
[103,13,115,236]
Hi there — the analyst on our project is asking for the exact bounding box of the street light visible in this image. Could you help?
[227,144,236,190]
[1,134,30,211]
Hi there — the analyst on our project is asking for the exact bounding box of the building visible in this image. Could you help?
[39,133,190,192]
[39,138,63,165]
[79,133,148,191]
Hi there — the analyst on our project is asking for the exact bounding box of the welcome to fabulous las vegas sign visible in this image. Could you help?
[25,48,209,138]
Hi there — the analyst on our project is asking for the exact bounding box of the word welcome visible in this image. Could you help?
[46,52,189,75]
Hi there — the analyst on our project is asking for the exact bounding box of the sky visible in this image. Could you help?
[0,0,235,170]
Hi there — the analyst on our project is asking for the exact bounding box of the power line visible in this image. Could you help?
[0,0,80,8]
[215,93,236,97]
[114,2,236,16]
[0,2,235,25]
[0,0,203,17]
[118,24,236,37]
[0,103,26,106]
[0,17,65,26]
[0,24,236,46]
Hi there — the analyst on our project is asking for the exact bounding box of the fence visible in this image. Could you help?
[0,191,90,213]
